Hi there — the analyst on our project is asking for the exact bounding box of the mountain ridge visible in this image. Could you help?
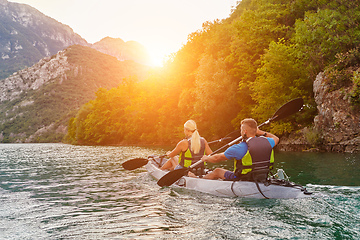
[0,0,152,80]
[0,0,153,143]
[0,0,88,79]
[92,37,152,65]
[0,44,150,143]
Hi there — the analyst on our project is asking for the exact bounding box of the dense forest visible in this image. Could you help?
[65,0,360,145]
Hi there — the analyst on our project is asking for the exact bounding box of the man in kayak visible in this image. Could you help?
[201,118,279,180]
[160,120,213,176]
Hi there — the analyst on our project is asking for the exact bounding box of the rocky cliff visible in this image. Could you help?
[278,72,360,153]
[313,72,360,152]
[0,50,70,102]
[0,45,150,143]
[0,0,154,80]
[0,0,89,79]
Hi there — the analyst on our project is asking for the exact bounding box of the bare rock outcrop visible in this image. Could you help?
[0,49,70,102]
[279,72,360,153]
[313,72,360,152]
[0,0,88,79]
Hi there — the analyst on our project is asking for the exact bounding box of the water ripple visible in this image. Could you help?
[0,143,360,239]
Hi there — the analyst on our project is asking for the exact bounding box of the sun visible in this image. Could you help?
[143,40,178,67]
[150,54,164,67]
[147,48,167,67]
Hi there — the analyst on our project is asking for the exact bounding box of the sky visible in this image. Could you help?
[9,0,237,66]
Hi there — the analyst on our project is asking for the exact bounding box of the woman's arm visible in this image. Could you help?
[204,139,213,155]
[167,139,188,158]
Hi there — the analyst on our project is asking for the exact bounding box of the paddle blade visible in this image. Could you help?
[271,98,304,122]
[122,158,148,170]
[157,168,189,187]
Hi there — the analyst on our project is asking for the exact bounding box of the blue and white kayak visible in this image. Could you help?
[145,156,313,199]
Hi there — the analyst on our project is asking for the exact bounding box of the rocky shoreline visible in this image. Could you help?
[278,72,360,153]
[278,130,360,153]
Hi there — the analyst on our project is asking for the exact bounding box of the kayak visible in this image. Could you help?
[145,156,313,199]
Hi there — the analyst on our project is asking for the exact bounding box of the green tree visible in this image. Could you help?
[251,39,314,133]
[294,1,360,79]
[226,0,294,126]
[67,0,360,145]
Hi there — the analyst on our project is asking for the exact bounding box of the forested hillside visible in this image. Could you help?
[0,45,150,143]
[66,0,360,145]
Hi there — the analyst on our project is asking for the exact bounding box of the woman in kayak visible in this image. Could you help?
[160,120,212,176]
[201,118,279,180]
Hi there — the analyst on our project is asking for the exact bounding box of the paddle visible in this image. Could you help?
[122,155,167,170]
[157,98,304,187]
[209,98,304,145]
[208,131,240,144]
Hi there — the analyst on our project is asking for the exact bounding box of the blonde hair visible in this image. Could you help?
[184,120,201,154]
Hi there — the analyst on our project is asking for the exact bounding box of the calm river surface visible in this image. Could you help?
[0,143,359,239]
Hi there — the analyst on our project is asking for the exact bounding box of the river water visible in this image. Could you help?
[0,143,359,239]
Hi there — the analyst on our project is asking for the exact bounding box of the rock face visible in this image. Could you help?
[0,1,154,144]
[313,72,360,152]
[0,48,74,143]
[0,0,89,79]
[0,50,70,102]
[276,129,312,152]
[278,72,360,153]
[0,1,153,80]
[0,44,149,143]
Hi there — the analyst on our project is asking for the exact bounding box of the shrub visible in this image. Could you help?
[304,127,323,146]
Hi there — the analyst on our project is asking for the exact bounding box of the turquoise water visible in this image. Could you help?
[0,143,359,239]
